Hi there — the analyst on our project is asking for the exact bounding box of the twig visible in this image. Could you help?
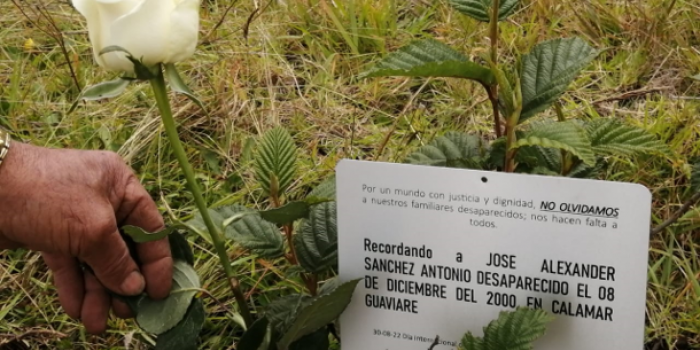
[201,0,242,45]
[198,288,232,314]
[243,0,276,43]
[590,88,669,106]
[428,335,440,350]
[650,191,700,236]
[570,87,670,114]
[487,86,502,138]
[10,0,82,92]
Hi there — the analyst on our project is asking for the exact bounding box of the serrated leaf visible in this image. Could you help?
[165,63,206,112]
[513,121,595,166]
[259,198,333,225]
[295,202,338,273]
[154,298,205,350]
[446,0,519,22]
[222,211,255,229]
[318,277,342,296]
[290,328,330,350]
[186,205,279,257]
[200,205,284,258]
[515,144,561,173]
[460,307,553,350]
[362,39,494,85]
[238,317,273,350]
[169,231,195,266]
[461,332,483,350]
[486,137,506,170]
[255,127,298,196]
[585,119,668,156]
[264,294,312,334]
[277,279,361,350]
[567,160,603,179]
[308,176,337,199]
[519,38,598,122]
[405,132,488,169]
[134,261,200,334]
[68,78,131,113]
[122,225,182,243]
[230,216,285,259]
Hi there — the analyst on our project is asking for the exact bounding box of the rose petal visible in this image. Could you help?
[71,0,104,66]
[165,0,200,64]
[93,0,148,72]
[102,0,175,72]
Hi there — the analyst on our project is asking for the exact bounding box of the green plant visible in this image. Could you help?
[364,0,669,176]
[360,0,672,346]
[459,307,554,350]
[26,0,679,349]
[74,57,357,348]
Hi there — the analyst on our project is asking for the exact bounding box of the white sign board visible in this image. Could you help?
[337,160,650,350]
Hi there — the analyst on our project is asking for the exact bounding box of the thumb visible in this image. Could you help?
[80,229,145,296]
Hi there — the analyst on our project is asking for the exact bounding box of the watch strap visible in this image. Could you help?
[0,129,10,169]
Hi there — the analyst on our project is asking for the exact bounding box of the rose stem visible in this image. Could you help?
[149,65,253,327]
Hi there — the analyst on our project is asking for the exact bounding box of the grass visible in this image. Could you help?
[1,0,699,348]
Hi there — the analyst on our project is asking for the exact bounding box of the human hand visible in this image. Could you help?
[0,142,173,334]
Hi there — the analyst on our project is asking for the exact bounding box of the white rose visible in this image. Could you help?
[72,0,200,73]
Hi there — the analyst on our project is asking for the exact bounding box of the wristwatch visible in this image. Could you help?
[0,128,10,170]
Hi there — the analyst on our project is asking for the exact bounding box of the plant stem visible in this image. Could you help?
[488,0,501,138]
[484,84,502,138]
[650,191,700,236]
[504,120,516,172]
[489,0,500,66]
[554,101,571,175]
[503,65,522,173]
[149,67,253,328]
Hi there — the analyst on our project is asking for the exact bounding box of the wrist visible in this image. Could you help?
[0,140,31,211]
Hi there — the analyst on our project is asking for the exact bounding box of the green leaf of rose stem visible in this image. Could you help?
[154,297,206,350]
[122,225,184,243]
[67,78,132,114]
[164,63,207,112]
[133,260,201,334]
[99,45,133,57]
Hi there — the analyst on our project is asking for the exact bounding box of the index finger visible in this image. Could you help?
[118,177,173,300]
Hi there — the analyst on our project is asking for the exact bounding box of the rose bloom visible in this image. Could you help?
[72,0,200,73]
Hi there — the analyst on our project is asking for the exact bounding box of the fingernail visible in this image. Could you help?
[121,271,145,295]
